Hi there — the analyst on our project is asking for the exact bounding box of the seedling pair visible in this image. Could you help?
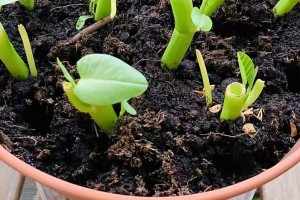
[161,0,224,70]
[0,22,37,80]
[196,51,264,121]
[0,0,34,10]
[58,54,148,134]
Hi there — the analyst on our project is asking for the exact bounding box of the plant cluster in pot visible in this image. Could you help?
[0,0,300,199]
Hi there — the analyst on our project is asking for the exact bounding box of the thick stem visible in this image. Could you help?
[89,105,118,134]
[273,0,298,16]
[220,82,247,121]
[199,0,224,17]
[0,23,28,80]
[161,0,197,69]
[94,0,111,21]
[161,30,194,70]
[19,0,35,10]
[63,82,118,134]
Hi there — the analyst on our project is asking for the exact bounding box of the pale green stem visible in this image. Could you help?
[199,0,224,17]
[0,23,28,80]
[162,30,194,69]
[94,0,112,21]
[63,82,118,134]
[220,82,247,121]
[89,105,118,134]
[19,0,35,10]
[273,0,298,16]
[161,0,197,70]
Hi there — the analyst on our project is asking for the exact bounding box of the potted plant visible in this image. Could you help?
[0,0,299,199]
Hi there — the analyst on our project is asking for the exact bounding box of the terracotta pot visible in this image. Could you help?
[1,140,300,200]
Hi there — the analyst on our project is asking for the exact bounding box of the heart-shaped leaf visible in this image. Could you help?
[74,54,148,105]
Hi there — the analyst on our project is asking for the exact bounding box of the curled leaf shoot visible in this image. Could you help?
[89,0,116,21]
[220,52,265,121]
[18,0,34,10]
[76,15,94,30]
[237,51,258,94]
[243,79,265,109]
[161,0,212,70]
[0,22,28,80]
[196,49,212,106]
[58,54,148,134]
[199,0,224,17]
[273,0,298,17]
[18,24,37,77]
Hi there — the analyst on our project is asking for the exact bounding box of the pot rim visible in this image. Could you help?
[1,140,300,200]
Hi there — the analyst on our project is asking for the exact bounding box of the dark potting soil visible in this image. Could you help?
[0,0,300,196]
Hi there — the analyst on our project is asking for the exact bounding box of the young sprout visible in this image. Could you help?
[0,0,34,10]
[76,0,116,30]
[0,22,28,80]
[199,0,224,17]
[161,0,212,70]
[57,54,148,134]
[273,0,298,17]
[18,24,37,77]
[220,52,265,120]
[196,49,212,106]
[90,0,116,21]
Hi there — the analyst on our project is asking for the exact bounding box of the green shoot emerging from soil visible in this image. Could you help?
[273,0,298,17]
[220,52,265,120]
[76,0,116,30]
[90,0,116,21]
[161,0,212,70]
[0,0,34,10]
[57,54,148,134]
[0,22,29,80]
[196,49,212,106]
[199,0,224,17]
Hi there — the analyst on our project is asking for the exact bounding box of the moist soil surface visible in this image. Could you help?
[0,0,300,196]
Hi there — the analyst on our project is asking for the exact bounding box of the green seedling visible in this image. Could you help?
[161,0,212,70]
[220,52,265,120]
[199,0,224,17]
[57,54,148,134]
[0,22,28,80]
[273,0,298,17]
[0,0,34,10]
[76,0,116,30]
[18,24,37,77]
[196,49,212,106]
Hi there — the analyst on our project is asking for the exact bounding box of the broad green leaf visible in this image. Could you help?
[191,7,212,32]
[57,58,76,87]
[121,100,137,115]
[243,79,265,109]
[74,54,148,105]
[0,0,18,6]
[237,52,257,90]
[76,15,93,30]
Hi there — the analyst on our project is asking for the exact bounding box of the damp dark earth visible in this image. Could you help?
[0,0,300,196]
